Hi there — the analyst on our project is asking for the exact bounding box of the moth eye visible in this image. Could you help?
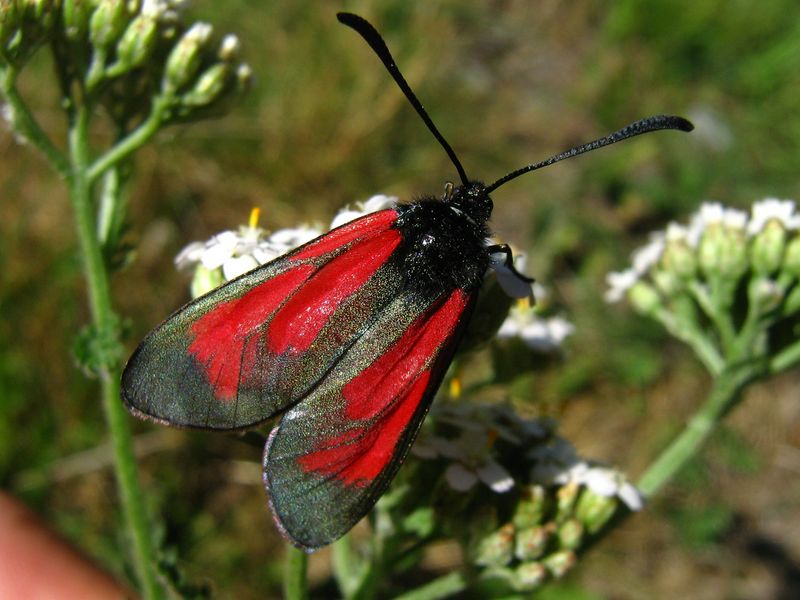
[421,234,435,246]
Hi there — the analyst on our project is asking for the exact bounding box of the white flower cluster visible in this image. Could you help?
[412,402,550,494]
[174,196,398,290]
[606,198,800,302]
[174,209,323,282]
[497,300,574,352]
[411,401,641,510]
[528,438,643,511]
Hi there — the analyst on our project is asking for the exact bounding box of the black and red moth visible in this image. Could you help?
[122,13,692,551]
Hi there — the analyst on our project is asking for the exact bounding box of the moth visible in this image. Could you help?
[122,12,692,551]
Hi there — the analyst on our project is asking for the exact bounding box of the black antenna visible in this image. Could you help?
[486,115,694,193]
[337,12,470,187]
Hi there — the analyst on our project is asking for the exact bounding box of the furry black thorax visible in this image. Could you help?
[394,181,493,296]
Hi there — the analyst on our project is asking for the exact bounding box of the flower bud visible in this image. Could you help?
[472,523,515,568]
[235,62,253,89]
[554,481,580,522]
[698,224,747,280]
[783,236,800,277]
[180,62,229,107]
[0,1,21,44]
[163,21,212,93]
[542,549,576,579]
[62,0,92,40]
[556,518,583,550]
[750,277,783,314]
[514,562,547,589]
[574,488,618,534]
[661,237,696,280]
[514,524,550,561]
[218,33,240,61]
[114,14,158,71]
[190,264,224,299]
[652,268,683,297]
[89,0,128,49]
[628,281,662,315]
[512,485,546,529]
[751,220,787,275]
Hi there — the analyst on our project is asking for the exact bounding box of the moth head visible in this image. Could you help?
[448,181,493,226]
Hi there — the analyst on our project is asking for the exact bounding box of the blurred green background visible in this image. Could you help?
[2,1,800,598]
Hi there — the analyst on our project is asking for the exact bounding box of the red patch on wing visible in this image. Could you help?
[291,210,397,261]
[296,372,430,486]
[266,229,402,355]
[188,264,314,400]
[296,289,469,485]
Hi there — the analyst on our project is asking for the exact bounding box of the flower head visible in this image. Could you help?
[175,208,322,297]
[330,194,397,229]
[497,302,574,352]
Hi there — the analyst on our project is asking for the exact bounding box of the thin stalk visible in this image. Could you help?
[67,106,164,600]
[87,95,168,183]
[770,340,800,374]
[0,66,70,177]
[394,572,467,600]
[637,366,756,497]
[332,535,361,597]
[652,307,724,375]
[283,546,309,600]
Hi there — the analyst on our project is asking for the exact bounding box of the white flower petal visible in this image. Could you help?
[631,233,665,274]
[489,253,534,299]
[361,194,397,212]
[618,482,645,511]
[582,467,619,497]
[252,243,284,265]
[269,226,322,248]
[445,463,478,491]
[222,255,258,280]
[476,460,514,493]
[330,210,363,229]
[604,269,638,303]
[748,198,798,235]
[200,235,237,269]
[174,241,206,269]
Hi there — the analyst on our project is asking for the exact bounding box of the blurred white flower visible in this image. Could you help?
[691,201,747,231]
[412,430,514,493]
[141,0,188,20]
[497,299,574,352]
[174,208,322,285]
[429,402,550,446]
[330,194,397,229]
[631,233,665,274]
[605,199,800,303]
[747,198,800,235]
[528,438,643,511]
[604,268,639,303]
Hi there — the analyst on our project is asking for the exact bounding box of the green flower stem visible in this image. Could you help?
[0,66,70,177]
[68,106,164,600]
[394,572,468,600]
[687,281,737,353]
[87,95,168,183]
[332,535,361,597]
[284,546,309,600]
[637,365,757,497]
[652,306,724,375]
[770,340,800,373]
